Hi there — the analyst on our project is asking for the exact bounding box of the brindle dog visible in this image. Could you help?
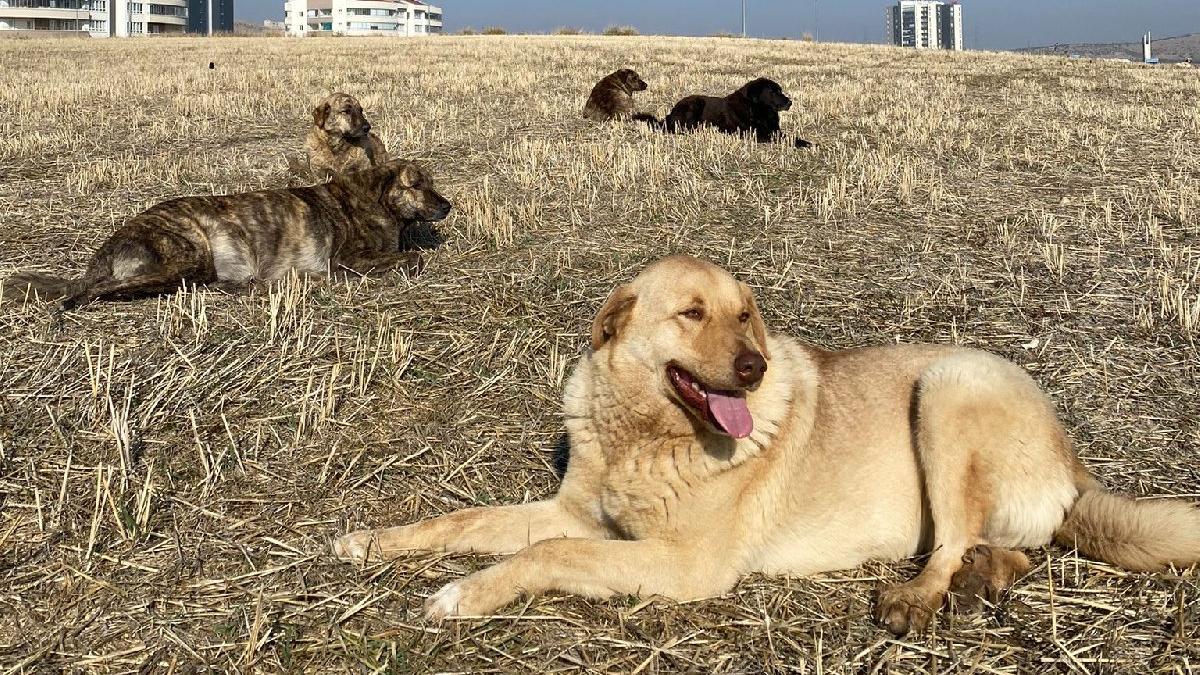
[301,92,390,180]
[582,69,649,121]
[635,78,811,148]
[4,160,451,309]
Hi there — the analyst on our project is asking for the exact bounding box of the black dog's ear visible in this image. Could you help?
[746,78,770,98]
[312,101,330,128]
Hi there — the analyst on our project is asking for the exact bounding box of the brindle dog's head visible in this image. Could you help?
[739,78,792,112]
[614,68,649,93]
[377,161,452,223]
[590,256,770,439]
[312,92,373,140]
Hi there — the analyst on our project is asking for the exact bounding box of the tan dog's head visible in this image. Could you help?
[590,255,770,439]
[313,92,373,140]
[378,160,453,222]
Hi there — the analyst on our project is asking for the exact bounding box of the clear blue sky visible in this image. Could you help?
[248,1,1200,51]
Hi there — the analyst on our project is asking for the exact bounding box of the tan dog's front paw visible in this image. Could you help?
[423,572,515,621]
[424,581,467,620]
[875,583,943,636]
[332,530,375,563]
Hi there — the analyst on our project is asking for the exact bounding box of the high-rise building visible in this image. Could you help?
[0,0,188,36]
[284,0,441,37]
[186,0,232,33]
[886,0,962,51]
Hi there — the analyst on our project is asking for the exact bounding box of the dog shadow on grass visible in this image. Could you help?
[400,222,446,251]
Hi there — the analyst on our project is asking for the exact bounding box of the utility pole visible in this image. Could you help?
[813,0,819,42]
[207,0,212,35]
[741,0,746,37]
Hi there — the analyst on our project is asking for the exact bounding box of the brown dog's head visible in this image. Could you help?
[740,78,792,112]
[312,92,373,139]
[613,68,649,92]
[590,256,771,439]
[382,161,452,222]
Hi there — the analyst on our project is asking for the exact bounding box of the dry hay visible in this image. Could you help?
[0,35,1198,673]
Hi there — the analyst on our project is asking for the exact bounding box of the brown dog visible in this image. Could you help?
[636,78,811,147]
[302,93,390,180]
[335,255,1200,634]
[5,160,451,309]
[582,68,649,121]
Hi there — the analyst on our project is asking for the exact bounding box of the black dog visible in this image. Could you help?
[635,78,811,148]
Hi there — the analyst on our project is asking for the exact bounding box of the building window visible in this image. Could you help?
[149,4,185,17]
[0,0,94,9]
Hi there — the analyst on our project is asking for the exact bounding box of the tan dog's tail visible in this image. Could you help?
[1056,485,1200,572]
[3,272,83,303]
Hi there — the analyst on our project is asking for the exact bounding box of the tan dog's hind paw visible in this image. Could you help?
[875,583,942,636]
[949,545,1031,612]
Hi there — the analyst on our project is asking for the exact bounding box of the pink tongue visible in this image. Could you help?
[707,392,753,439]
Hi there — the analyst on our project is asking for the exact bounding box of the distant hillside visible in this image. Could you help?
[1017,33,1199,63]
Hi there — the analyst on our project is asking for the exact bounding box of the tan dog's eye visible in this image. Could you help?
[681,308,704,321]
[739,311,751,323]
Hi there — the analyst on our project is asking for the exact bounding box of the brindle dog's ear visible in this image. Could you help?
[313,101,331,128]
[374,162,400,200]
[590,284,637,351]
[398,163,423,188]
[739,281,771,360]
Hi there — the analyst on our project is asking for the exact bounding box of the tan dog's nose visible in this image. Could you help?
[735,350,767,386]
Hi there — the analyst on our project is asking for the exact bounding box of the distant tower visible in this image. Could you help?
[887,1,963,51]
[1142,31,1153,62]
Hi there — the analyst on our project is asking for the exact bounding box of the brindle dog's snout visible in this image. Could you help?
[735,350,767,386]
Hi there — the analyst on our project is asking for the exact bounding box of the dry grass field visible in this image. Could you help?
[1,35,1199,673]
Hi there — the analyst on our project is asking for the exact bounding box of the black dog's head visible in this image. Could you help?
[740,78,792,111]
[615,68,649,92]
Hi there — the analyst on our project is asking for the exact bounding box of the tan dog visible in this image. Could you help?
[303,92,389,180]
[582,69,648,121]
[334,255,1200,634]
[5,160,450,309]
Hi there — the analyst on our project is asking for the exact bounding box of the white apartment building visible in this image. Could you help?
[886,0,962,51]
[284,0,441,37]
[0,0,187,36]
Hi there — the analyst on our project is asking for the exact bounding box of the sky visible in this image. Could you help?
[246,1,1200,51]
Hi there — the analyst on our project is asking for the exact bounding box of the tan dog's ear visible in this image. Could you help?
[590,284,637,351]
[739,281,771,360]
[313,101,330,128]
